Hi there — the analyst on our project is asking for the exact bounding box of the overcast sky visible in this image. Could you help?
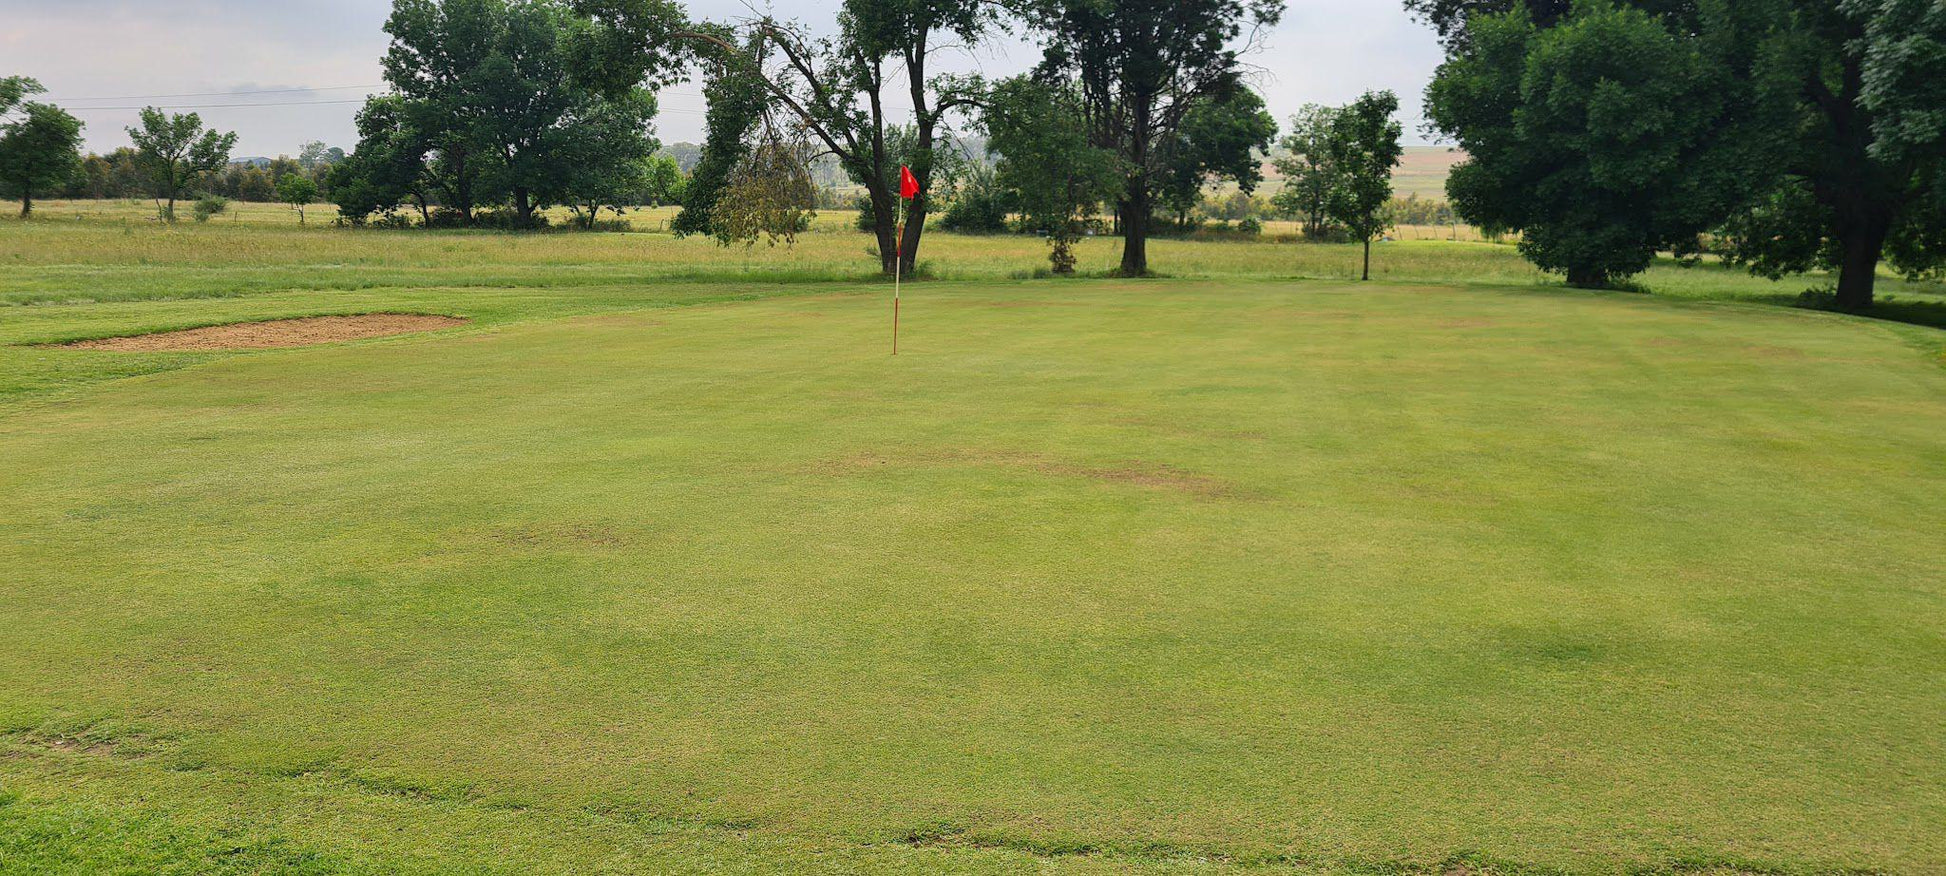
[1,0,1446,158]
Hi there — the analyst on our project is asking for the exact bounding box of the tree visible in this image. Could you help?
[0,79,84,217]
[1154,87,1278,231]
[1417,0,1939,306]
[297,141,347,170]
[1852,0,1946,285]
[0,76,36,115]
[709,124,817,248]
[675,0,1000,275]
[557,90,662,228]
[639,153,685,206]
[1271,104,1345,239]
[366,0,679,228]
[671,29,769,236]
[983,76,1124,274]
[1022,0,1284,275]
[126,108,238,222]
[1424,2,1763,288]
[1713,0,1943,309]
[331,95,434,224]
[1325,91,1404,281]
[277,174,320,225]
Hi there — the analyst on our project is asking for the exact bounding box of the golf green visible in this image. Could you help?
[2,279,1942,874]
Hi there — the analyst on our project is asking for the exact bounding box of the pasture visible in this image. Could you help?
[1,214,1944,874]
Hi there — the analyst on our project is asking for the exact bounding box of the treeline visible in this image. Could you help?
[1415,0,1945,308]
[49,145,339,203]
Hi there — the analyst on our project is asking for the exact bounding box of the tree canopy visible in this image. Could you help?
[126,108,238,223]
[1325,90,1404,282]
[983,76,1124,274]
[1024,0,1284,275]
[0,77,85,217]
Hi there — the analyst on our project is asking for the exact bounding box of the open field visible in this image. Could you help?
[2,213,1944,874]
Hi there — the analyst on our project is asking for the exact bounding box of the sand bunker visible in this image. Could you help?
[63,314,468,351]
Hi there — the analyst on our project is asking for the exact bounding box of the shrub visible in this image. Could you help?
[939,189,1012,233]
[191,195,228,223]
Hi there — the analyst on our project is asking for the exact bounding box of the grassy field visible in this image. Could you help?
[2,212,1944,874]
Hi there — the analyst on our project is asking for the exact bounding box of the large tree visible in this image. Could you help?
[1424,1,1769,288]
[1023,0,1284,276]
[983,76,1124,274]
[671,29,769,236]
[0,78,84,217]
[556,89,663,228]
[358,0,680,227]
[1718,0,1945,307]
[330,95,436,224]
[126,108,238,223]
[675,0,999,276]
[1326,90,1404,282]
[1418,0,1943,307]
[1153,87,1277,231]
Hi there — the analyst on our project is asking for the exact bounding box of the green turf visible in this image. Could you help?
[3,227,1944,876]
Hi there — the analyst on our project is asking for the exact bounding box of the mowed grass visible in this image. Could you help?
[3,226,1945,876]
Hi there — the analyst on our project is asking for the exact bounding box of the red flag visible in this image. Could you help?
[899,165,920,200]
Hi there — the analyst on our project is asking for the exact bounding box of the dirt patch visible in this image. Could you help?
[62,314,467,352]
[489,523,628,549]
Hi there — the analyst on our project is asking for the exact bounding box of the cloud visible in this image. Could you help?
[2,0,1445,156]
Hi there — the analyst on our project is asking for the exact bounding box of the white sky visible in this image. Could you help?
[0,0,1445,158]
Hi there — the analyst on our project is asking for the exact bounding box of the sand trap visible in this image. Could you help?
[63,314,468,351]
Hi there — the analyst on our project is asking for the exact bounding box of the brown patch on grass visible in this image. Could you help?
[490,523,628,549]
[8,730,152,759]
[817,449,1234,497]
[1438,317,1500,329]
[61,314,467,351]
[979,299,1088,309]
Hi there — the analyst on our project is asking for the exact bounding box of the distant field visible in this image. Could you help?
[1391,146,1465,199]
[1257,146,1465,200]
[2,213,1943,874]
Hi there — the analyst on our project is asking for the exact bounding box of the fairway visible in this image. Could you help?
[3,277,1943,873]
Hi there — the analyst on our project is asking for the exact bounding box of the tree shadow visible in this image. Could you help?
[1796,291,1946,331]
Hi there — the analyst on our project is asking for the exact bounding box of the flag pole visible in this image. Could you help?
[893,194,902,356]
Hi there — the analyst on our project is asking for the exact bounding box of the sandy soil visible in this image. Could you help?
[63,314,468,351]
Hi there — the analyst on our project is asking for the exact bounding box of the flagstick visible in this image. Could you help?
[893,195,902,356]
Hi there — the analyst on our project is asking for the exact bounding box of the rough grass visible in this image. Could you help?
[1,213,1944,874]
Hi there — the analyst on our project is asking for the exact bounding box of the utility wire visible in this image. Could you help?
[49,84,389,102]
[64,99,379,111]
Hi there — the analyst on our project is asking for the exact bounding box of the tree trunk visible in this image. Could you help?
[1566,266,1607,289]
[899,196,926,277]
[514,188,534,229]
[19,192,30,218]
[1362,238,1372,281]
[1120,183,1150,277]
[1833,211,1890,311]
[872,187,900,277]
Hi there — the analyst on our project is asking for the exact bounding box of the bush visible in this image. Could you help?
[939,189,1013,233]
[191,195,228,223]
[1237,217,1263,236]
[369,212,418,231]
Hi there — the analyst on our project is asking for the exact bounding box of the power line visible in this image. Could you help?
[49,84,389,102]
[64,99,378,111]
